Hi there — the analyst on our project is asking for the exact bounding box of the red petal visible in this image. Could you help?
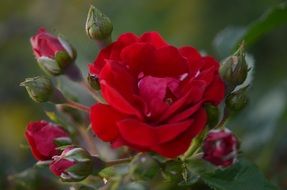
[90,45,114,75]
[109,33,139,60]
[120,43,156,74]
[90,32,139,75]
[139,32,167,48]
[201,56,220,71]
[179,46,202,74]
[117,119,193,147]
[99,60,137,99]
[90,104,126,142]
[152,108,207,158]
[159,80,207,122]
[145,46,188,77]
[204,75,225,105]
[100,81,143,119]
[168,101,203,123]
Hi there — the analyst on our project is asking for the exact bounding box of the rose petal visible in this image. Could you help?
[179,46,202,75]
[152,108,207,158]
[100,80,143,119]
[117,119,194,147]
[145,46,188,77]
[90,45,114,75]
[159,80,207,122]
[204,75,225,105]
[90,33,139,75]
[120,43,156,74]
[100,60,137,99]
[90,104,126,141]
[168,101,203,123]
[139,32,167,48]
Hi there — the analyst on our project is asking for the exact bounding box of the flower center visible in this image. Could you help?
[138,75,180,119]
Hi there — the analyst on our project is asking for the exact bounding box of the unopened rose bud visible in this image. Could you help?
[49,147,95,182]
[87,74,100,90]
[20,76,66,104]
[30,28,82,81]
[203,129,238,168]
[25,120,70,161]
[220,44,248,90]
[85,5,113,47]
[226,87,248,113]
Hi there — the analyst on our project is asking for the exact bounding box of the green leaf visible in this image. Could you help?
[214,3,287,58]
[200,159,278,190]
[243,3,287,47]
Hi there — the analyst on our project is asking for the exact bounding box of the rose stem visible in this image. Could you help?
[215,109,229,129]
[63,100,90,113]
[182,138,202,160]
[79,80,106,104]
[106,157,132,167]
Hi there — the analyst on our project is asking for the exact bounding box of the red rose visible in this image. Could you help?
[203,129,238,167]
[30,28,77,76]
[30,28,66,59]
[25,120,69,160]
[89,32,225,158]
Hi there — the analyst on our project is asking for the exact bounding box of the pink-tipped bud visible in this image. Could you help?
[203,129,238,168]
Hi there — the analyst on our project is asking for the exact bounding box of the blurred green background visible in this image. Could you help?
[0,0,287,189]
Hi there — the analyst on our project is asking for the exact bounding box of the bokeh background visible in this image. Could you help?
[0,0,287,189]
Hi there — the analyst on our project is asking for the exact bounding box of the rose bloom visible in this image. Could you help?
[89,32,225,158]
[25,120,69,160]
[203,129,238,167]
[30,28,65,59]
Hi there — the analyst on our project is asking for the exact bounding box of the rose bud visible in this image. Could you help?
[20,76,66,104]
[85,5,113,47]
[226,87,248,113]
[25,120,71,161]
[87,74,101,90]
[49,147,94,182]
[219,44,248,91]
[30,28,82,81]
[203,129,238,168]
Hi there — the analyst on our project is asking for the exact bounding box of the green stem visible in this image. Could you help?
[215,109,229,129]
[106,157,132,167]
[63,100,90,113]
[182,138,202,160]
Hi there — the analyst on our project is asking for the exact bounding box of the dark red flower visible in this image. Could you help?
[203,129,238,167]
[25,120,69,160]
[30,28,65,59]
[89,32,225,158]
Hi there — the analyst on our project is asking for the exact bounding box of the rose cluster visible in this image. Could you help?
[23,8,245,183]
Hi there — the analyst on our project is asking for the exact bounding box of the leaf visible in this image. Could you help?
[243,3,287,47]
[214,3,287,58]
[200,159,278,190]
